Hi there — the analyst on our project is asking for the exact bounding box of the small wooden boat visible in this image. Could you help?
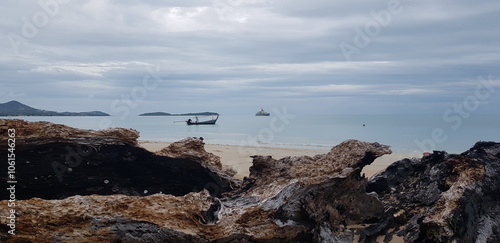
[186,115,219,125]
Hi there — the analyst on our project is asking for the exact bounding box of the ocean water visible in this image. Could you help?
[8,114,500,154]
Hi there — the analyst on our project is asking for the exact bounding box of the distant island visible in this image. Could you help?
[0,100,110,116]
[139,111,219,116]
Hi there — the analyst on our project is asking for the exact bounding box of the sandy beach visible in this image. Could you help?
[139,140,409,179]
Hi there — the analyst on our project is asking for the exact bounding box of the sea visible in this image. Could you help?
[8,114,500,155]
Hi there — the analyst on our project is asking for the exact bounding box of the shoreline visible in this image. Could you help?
[139,140,410,179]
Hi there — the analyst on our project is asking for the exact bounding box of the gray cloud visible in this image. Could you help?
[1,0,499,115]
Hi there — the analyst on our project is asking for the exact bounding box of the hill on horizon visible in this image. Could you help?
[0,100,110,116]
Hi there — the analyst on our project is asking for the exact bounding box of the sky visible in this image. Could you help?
[1,0,499,115]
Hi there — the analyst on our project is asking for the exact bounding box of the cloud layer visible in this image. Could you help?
[1,0,499,115]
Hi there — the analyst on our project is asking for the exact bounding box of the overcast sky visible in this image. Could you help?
[1,0,499,115]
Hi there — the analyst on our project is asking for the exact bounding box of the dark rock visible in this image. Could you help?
[109,220,210,243]
[0,119,237,200]
[0,138,392,242]
[2,119,500,243]
[224,140,392,242]
[366,141,500,242]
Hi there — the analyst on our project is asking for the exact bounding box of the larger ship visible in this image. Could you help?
[255,108,270,116]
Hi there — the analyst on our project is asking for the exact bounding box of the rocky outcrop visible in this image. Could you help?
[0,134,393,242]
[222,140,392,242]
[365,141,500,242]
[1,191,214,243]
[0,118,138,144]
[157,137,237,177]
[1,119,499,242]
[0,119,237,200]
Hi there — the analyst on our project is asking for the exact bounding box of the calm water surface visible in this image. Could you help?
[11,114,500,154]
